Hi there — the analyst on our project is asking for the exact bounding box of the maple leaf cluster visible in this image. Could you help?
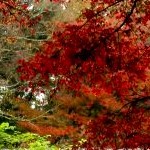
[79,102,150,149]
[17,0,150,98]
[14,0,150,148]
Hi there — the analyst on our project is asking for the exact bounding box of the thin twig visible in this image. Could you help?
[116,96,150,113]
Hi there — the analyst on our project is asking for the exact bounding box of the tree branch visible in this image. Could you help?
[113,0,139,33]
[117,96,150,113]
[78,0,125,31]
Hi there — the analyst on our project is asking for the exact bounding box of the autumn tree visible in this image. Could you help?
[17,0,150,148]
[1,0,150,149]
[0,1,92,142]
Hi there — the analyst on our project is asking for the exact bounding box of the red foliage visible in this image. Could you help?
[0,0,43,28]
[15,0,150,148]
[18,121,77,137]
[80,107,150,149]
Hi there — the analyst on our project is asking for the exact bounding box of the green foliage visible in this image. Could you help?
[0,122,53,149]
[0,122,86,149]
[29,138,50,150]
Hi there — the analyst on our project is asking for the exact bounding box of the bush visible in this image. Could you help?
[0,122,53,149]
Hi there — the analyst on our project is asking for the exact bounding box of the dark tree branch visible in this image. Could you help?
[113,0,139,33]
[117,96,150,113]
[78,0,125,30]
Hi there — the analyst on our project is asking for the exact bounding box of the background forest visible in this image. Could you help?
[0,0,150,149]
